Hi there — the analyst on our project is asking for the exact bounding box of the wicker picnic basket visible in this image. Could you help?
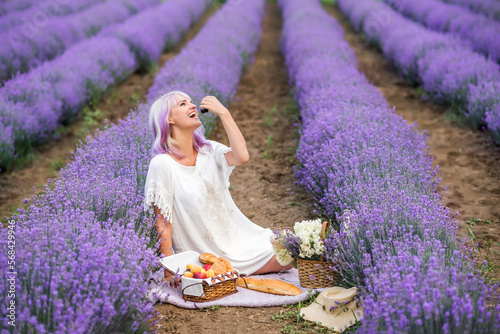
[182,270,239,302]
[297,221,341,289]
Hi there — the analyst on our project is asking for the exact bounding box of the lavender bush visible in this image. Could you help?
[0,0,105,31]
[438,0,500,21]
[383,0,500,62]
[101,0,209,70]
[279,0,500,331]
[337,0,500,144]
[1,0,161,85]
[0,208,158,333]
[0,0,211,171]
[0,0,266,331]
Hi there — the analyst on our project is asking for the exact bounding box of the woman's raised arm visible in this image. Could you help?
[199,96,249,166]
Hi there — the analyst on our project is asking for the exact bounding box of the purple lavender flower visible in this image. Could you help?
[338,0,500,141]
[1,0,161,84]
[279,0,500,331]
[384,0,500,62]
[439,0,500,21]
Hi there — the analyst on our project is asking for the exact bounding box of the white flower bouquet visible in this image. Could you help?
[270,218,327,267]
[271,219,339,288]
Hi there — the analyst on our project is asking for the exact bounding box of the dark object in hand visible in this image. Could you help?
[200,108,209,113]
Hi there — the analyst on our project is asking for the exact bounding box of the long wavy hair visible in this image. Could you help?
[148,90,210,158]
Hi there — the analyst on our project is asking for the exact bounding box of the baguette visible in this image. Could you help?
[237,277,302,296]
[199,253,219,264]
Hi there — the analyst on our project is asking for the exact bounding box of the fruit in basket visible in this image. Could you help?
[186,263,195,270]
[184,271,194,278]
[206,269,214,278]
[190,265,202,273]
[202,264,212,271]
[193,271,208,279]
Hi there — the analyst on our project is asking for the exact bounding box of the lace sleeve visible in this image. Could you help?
[210,140,235,189]
[144,156,174,222]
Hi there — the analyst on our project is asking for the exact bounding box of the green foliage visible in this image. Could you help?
[265,103,279,127]
[205,304,221,311]
[77,107,104,139]
[262,135,274,159]
[50,159,66,173]
[466,216,491,226]
[110,90,122,106]
[128,92,143,108]
[466,226,499,284]
[320,0,336,5]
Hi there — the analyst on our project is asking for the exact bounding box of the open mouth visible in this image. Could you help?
[188,111,198,119]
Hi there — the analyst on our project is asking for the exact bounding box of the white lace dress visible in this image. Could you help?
[144,140,275,275]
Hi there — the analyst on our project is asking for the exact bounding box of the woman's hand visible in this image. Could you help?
[199,96,229,117]
[162,269,181,288]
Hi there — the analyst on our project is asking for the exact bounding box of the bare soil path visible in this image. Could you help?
[149,3,316,333]
[324,5,500,279]
[0,5,217,222]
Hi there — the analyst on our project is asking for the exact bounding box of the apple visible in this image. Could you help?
[190,265,202,273]
[193,271,207,279]
[202,264,212,271]
[206,269,214,278]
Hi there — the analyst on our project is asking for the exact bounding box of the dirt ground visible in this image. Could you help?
[1,1,499,333]
[324,5,500,279]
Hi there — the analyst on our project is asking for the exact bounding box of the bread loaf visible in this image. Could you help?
[199,253,218,264]
[218,257,232,270]
[211,261,227,275]
[237,277,302,296]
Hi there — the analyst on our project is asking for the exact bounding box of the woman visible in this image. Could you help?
[144,91,293,286]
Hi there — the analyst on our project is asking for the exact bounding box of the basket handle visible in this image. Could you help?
[321,221,329,241]
[320,221,329,262]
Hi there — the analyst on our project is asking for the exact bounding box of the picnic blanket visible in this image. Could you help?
[147,268,326,309]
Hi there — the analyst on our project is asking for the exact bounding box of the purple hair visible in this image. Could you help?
[148,90,211,158]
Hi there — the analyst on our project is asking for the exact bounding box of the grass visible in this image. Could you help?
[128,92,143,108]
[262,135,274,159]
[466,225,500,284]
[50,158,66,174]
[265,103,278,127]
[77,107,105,139]
[443,108,469,129]
[466,216,491,226]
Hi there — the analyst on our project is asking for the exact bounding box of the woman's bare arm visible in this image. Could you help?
[154,205,180,286]
[199,96,249,166]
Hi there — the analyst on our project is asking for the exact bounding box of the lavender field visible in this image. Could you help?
[1,0,499,333]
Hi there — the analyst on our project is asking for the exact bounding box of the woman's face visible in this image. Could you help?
[168,95,202,130]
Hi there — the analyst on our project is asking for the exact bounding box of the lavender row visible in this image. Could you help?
[278,0,500,332]
[0,0,210,171]
[439,0,500,21]
[1,0,160,85]
[0,0,265,331]
[338,0,500,144]
[383,0,500,62]
[0,0,105,31]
